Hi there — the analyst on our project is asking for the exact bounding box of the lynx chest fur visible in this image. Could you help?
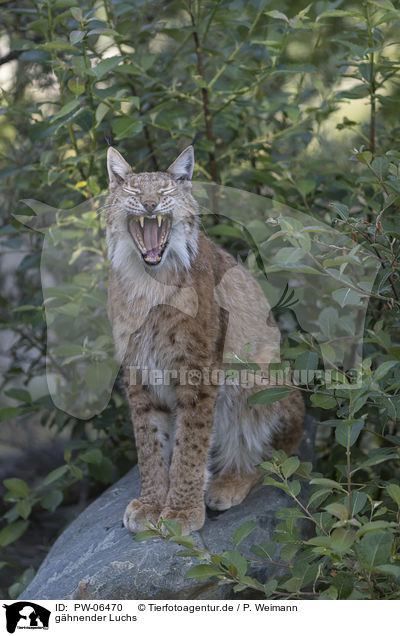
[105,144,305,534]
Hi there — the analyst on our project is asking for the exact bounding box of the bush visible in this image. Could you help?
[0,0,399,599]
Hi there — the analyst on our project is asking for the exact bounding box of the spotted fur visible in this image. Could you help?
[105,146,305,534]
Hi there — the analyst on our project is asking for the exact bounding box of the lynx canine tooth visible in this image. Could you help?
[157,215,162,227]
[139,216,144,228]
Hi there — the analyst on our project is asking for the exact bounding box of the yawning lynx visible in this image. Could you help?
[105,144,305,534]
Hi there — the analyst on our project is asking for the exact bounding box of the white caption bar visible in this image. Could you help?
[1,599,396,635]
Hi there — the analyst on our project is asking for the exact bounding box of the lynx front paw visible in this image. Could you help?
[123,498,161,533]
[205,472,261,511]
[160,504,205,535]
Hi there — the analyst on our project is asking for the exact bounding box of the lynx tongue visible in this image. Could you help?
[129,214,171,265]
[143,217,162,264]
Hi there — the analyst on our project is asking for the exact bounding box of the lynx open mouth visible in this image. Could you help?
[128,213,172,265]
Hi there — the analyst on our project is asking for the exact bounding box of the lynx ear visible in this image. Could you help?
[167,145,194,181]
[107,147,131,186]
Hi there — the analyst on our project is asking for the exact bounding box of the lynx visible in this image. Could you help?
[105,144,305,534]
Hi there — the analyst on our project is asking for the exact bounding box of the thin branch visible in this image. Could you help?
[188,1,218,184]
[365,4,376,156]
[0,49,21,66]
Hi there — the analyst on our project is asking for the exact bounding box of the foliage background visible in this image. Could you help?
[0,0,399,599]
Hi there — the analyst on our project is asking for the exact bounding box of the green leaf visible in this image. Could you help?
[288,479,301,497]
[184,564,222,580]
[324,502,348,521]
[5,388,32,403]
[374,360,397,381]
[133,529,159,541]
[70,7,83,21]
[80,448,103,464]
[168,535,195,548]
[93,56,123,80]
[95,102,110,126]
[0,520,29,547]
[69,465,83,479]
[250,541,277,560]
[232,520,257,547]
[387,483,400,505]
[297,179,316,196]
[335,420,364,447]
[319,585,338,599]
[41,490,63,511]
[266,10,289,22]
[68,78,85,96]
[70,30,85,45]
[357,521,396,537]
[112,116,143,140]
[308,487,332,507]
[162,520,182,536]
[332,288,364,308]
[352,449,399,473]
[310,478,345,491]
[3,478,29,498]
[221,550,248,577]
[275,507,306,520]
[310,393,336,409]
[41,465,69,487]
[274,247,306,265]
[347,491,367,515]
[371,156,390,180]
[330,203,349,220]
[51,98,80,121]
[317,9,363,20]
[294,351,318,372]
[281,456,300,478]
[52,344,83,357]
[307,535,332,548]
[263,476,288,490]
[16,500,32,519]
[331,572,354,599]
[358,530,393,570]
[87,28,119,37]
[374,564,400,579]
[248,387,291,406]
[355,150,372,164]
[40,39,78,51]
[330,527,356,554]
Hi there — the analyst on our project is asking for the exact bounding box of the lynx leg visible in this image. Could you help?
[205,470,262,511]
[160,381,218,534]
[123,376,170,533]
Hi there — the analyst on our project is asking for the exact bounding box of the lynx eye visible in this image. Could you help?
[122,186,141,195]
[160,187,176,195]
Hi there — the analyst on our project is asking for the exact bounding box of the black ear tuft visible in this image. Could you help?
[190,131,201,147]
[104,132,113,147]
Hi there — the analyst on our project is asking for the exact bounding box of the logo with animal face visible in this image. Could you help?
[3,602,50,633]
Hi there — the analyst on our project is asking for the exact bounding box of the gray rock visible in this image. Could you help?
[20,415,315,600]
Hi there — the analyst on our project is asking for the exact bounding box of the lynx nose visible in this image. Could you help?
[143,200,158,213]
